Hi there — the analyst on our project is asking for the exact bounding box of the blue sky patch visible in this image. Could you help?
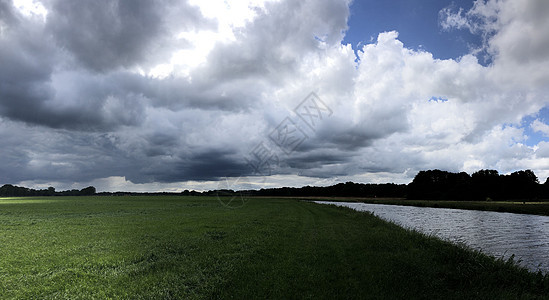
[343,0,483,62]
[429,96,449,103]
[522,106,549,146]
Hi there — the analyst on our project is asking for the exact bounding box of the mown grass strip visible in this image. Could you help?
[358,198,549,216]
[284,196,549,216]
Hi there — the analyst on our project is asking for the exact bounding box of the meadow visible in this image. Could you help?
[0,196,548,299]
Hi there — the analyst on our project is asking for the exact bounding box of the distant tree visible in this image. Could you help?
[471,169,501,200]
[0,184,98,197]
[408,169,542,201]
[541,177,549,199]
[509,169,538,184]
[408,169,464,200]
[0,184,30,197]
[448,172,472,200]
[79,186,96,196]
[0,184,13,196]
[47,187,56,196]
[504,170,538,199]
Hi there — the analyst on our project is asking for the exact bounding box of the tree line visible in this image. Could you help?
[208,169,548,201]
[2,169,548,200]
[407,169,546,200]
[204,182,408,198]
[0,184,96,197]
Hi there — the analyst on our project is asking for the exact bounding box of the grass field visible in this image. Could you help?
[0,196,548,299]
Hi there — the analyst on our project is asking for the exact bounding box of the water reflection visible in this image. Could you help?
[316,201,549,273]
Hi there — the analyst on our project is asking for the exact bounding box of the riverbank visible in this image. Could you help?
[291,196,549,216]
[360,198,549,216]
[317,200,549,274]
[1,196,548,298]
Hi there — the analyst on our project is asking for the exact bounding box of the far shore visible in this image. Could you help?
[278,196,549,217]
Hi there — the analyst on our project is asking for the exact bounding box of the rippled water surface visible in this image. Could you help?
[316,201,549,273]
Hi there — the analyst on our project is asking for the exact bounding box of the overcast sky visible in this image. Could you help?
[1,0,549,192]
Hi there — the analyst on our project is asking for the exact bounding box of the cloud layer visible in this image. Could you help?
[1,0,549,191]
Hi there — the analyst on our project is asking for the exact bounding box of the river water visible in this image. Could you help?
[315,201,549,273]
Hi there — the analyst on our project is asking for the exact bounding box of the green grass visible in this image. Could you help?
[353,198,549,216]
[0,196,547,299]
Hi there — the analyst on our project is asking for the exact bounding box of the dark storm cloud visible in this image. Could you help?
[283,150,351,170]
[314,128,377,151]
[0,127,133,184]
[0,124,242,185]
[0,0,158,130]
[293,123,385,154]
[0,0,17,26]
[141,77,263,112]
[143,132,179,157]
[45,0,213,72]
[199,0,349,83]
[0,7,58,127]
[0,67,255,132]
[0,68,148,130]
[0,0,234,132]
[136,149,251,183]
[0,115,253,185]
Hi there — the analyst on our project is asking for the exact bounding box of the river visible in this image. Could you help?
[315,201,549,273]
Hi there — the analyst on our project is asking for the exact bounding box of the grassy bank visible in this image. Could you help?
[355,198,549,216]
[0,196,547,299]
[289,196,549,216]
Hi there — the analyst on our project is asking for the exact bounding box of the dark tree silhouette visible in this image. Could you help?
[1,169,547,201]
[471,169,501,200]
[504,170,538,199]
[407,170,471,200]
[409,169,542,201]
[0,184,96,197]
[79,186,96,196]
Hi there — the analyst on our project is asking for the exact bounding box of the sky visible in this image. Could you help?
[1,0,549,192]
